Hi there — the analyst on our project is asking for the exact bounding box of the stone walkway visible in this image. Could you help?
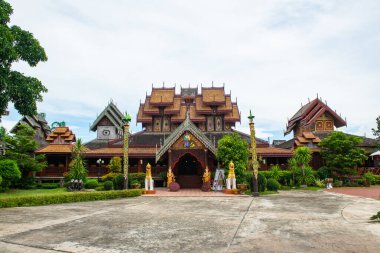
[143,188,247,197]
[0,191,379,252]
[326,185,380,199]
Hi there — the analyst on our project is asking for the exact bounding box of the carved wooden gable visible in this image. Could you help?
[172,132,204,150]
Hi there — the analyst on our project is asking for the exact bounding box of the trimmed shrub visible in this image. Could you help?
[109,157,122,173]
[101,172,119,182]
[258,173,267,192]
[40,183,60,189]
[128,173,146,187]
[244,171,267,192]
[85,179,99,189]
[95,186,104,191]
[0,159,21,190]
[317,166,331,179]
[267,178,281,191]
[113,174,124,190]
[104,180,113,191]
[362,172,376,186]
[0,189,142,208]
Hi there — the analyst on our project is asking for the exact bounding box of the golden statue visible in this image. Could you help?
[146,163,152,180]
[167,167,175,187]
[203,167,211,183]
[228,161,236,179]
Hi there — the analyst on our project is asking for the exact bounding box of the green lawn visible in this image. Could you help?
[0,188,68,199]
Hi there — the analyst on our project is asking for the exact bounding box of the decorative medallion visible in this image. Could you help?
[183,133,196,148]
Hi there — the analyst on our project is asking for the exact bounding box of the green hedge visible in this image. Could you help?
[129,173,146,187]
[0,189,142,208]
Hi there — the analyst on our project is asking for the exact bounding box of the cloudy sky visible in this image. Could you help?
[1,0,379,142]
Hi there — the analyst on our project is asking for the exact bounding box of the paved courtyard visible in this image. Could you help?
[0,190,379,253]
[326,185,380,199]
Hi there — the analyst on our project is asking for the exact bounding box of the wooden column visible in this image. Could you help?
[168,149,172,170]
[138,159,142,173]
[204,149,208,170]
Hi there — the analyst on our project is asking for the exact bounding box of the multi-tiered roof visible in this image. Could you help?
[137,86,241,127]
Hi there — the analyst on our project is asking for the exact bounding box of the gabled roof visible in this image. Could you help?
[90,101,124,132]
[10,113,50,135]
[285,98,347,135]
[156,112,217,162]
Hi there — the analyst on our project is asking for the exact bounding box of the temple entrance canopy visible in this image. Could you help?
[156,113,217,188]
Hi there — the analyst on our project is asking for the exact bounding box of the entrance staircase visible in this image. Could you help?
[177,175,202,189]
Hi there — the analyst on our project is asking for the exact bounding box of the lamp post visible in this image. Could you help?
[123,112,132,189]
[248,110,259,197]
[96,158,104,181]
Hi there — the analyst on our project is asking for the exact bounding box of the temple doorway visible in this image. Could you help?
[173,153,203,188]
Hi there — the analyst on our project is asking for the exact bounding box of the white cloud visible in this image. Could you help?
[4,0,380,141]
[0,120,18,132]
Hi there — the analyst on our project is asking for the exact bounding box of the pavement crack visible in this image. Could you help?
[224,196,255,253]
[0,239,70,252]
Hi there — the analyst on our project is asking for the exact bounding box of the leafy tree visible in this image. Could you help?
[68,139,87,182]
[0,126,6,140]
[0,159,21,190]
[319,131,366,178]
[372,116,380,140]
[109,156,122,173]
[0,0,48,118]
[217,133,249,183]
[2,124,46,187]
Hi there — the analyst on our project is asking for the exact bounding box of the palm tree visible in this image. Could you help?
[293,147,312,185]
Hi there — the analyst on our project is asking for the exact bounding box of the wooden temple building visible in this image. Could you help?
[25,86,379,186]
[276,97,380,170]
[34,86,294,187]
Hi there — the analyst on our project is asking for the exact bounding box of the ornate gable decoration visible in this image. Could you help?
[90,101,124,133]
[156,113,217,162]
[172,132,204,150]
[285,98,347,136]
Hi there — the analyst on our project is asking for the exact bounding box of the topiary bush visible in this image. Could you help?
[128,173,146,187]
[104,180,113,191]
[113,174,124,190]
[0,159,21,190]
[85,179,99,189]
[267,178,281,191]
[362,172,376,186]
[258,173,267,192]
[101,172,119,182]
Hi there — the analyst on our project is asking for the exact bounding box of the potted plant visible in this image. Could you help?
[131,180,141,189]
[237,183,248,194]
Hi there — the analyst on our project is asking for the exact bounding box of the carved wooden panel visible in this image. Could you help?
[324,120,333,131]
[207,116,214,131]
[198,122,206,131]
[154,117,161,132]
[163,116,171,132]
[225,123,231,131]
[215,116,223,131]
[315,121,324,131]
